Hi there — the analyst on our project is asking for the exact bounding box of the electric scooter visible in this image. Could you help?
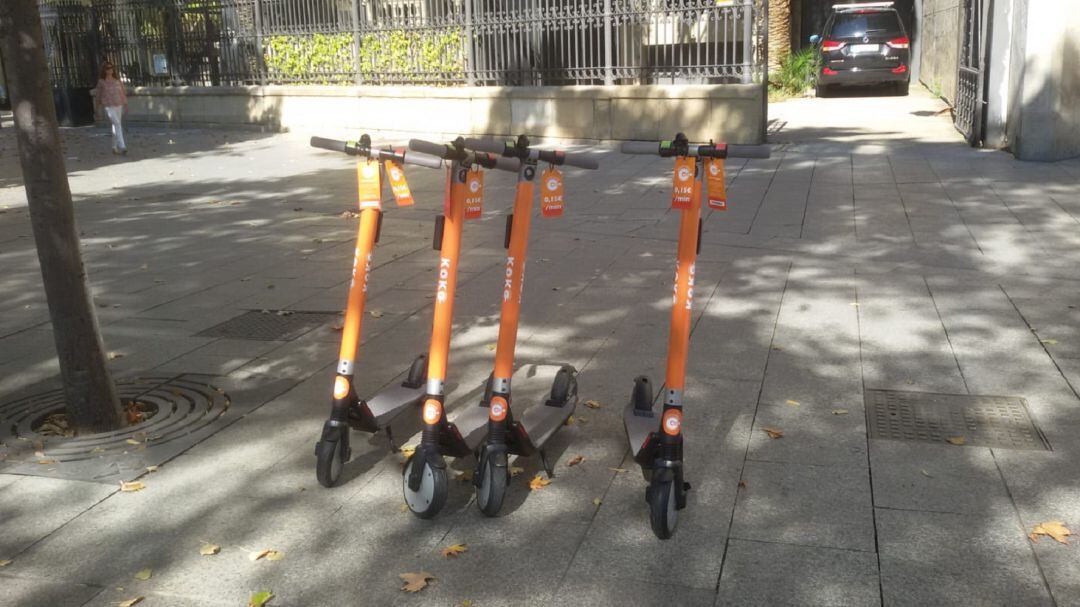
[310,134,443,488]
[619,134,770,539]
[462,135,599,517]
[398,137,521,518]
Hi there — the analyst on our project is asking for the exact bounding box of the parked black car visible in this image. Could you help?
[811,2,911,97]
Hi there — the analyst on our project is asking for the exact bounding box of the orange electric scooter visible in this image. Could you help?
[310,134,443,488]
[398,137,521,518]
[462,135,599,516]
[620,133,770,539]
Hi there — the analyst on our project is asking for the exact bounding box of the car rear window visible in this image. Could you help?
[829,11,902,39]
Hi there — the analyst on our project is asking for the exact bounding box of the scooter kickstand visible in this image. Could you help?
[385,426,398,452]
[539,448,555,479]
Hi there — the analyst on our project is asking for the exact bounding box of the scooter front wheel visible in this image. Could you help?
[475,452,508,517]
[315,433,349,488]
[648,477,679,540]
[403,455,448,519]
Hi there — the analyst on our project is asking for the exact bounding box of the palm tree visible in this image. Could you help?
[768,0,792,73]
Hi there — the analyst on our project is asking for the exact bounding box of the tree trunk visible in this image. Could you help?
[768,0,792,73]
[0,0,125,433]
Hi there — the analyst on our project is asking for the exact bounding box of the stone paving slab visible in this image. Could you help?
[3,88,1080,605]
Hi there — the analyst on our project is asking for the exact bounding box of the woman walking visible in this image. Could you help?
[93,61,127,155]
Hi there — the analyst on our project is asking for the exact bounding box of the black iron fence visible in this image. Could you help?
[41,0,766,88]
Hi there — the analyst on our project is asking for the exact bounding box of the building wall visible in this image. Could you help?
[919,0,960,101]
[121,84,767,144]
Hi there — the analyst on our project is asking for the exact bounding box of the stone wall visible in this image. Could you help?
[919,0,960,102]
[123,84,767,144]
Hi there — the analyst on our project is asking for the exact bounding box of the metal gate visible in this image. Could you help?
[954,0,990,145]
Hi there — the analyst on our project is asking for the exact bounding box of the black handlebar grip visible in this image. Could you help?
[310,136,348,153]
[402,151,444,170]
[462,138,508,155]
[620,141,661,155]
[492,155,522,173]
[559,151,599,170]
[725,144,771,159]
[408,139,452,159]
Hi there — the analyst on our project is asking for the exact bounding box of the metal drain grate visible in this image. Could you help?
[865,389,1050,450]
[196,310,338,341]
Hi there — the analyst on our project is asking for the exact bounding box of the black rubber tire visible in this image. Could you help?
[315,435,348,488]
[550,366,575,404]
[475,452,508,517]
[407,354,428,387]
[816,84,829,98]
[402,455,448,519]
[648,477,678,540]
[895,81,910,96]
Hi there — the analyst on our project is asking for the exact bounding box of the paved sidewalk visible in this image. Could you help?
[2,86,1080,606]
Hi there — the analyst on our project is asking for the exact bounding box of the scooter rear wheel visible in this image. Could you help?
[403,455,448,519]
[648,477,679,540]
[315,434,349,488]
[475,452,508,517]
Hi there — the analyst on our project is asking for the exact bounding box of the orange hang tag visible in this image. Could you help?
[706,158,727,210]
[671,156,695,210]
[540,166,565,217]
[464,168,484,220]
[357,158,382,209]
[384,156,414,207]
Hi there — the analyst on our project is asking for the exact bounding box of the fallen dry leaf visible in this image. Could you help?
[117,597,144,607]
[199,544,220,556]
[369,309,384,318]
[399,571,434,593]
[509,466,525,477]
[400,446,416,459]
[485,343,497,351]
[248,590,274,607]
[37,459,59,465]
[772,345,784,351]
[946,436,966,446]
[609,468,627,473]
[592,498,602,506]
[120,481,145,492]
[920,469,933,478]
[785,399,800,407]
[266,550,285,561]
[440,544,468,558]
[738,479,748,489]
[584,400,603,409]
[567,455,585,467]
[763,427,784,439]
[564,415,575,426]
[454,469,474,482]
[125,439,141,446]
[529,474,551,491]
[1041,338,1059,346]
[832,409,849,415]
[133,568,152,581]
[145,466,159,473]
[0,559,11,567]
[250,549,283,562]
[1029,521,1072,544]
[107,351,124,360]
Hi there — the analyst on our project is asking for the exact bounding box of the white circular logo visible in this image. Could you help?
[469,179,481,193]
[362,164,377,178]
[665,416,679,431]
[678,167,691,181]
[709,163,720,176]
[491,402,505,416]
[546,177,559,192]
[390,167,402,180]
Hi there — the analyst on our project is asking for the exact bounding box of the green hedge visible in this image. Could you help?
[263,30,465,84]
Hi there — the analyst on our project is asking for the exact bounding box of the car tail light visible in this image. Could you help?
[891,65,908,74]
[822,67,838,76]
[887,37,910,49]
[821,39,846,52]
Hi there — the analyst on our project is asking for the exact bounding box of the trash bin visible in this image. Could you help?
[53,86,95,127]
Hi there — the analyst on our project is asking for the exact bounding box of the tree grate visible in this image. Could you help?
[865,389,1050,451]
[196,310,338,341]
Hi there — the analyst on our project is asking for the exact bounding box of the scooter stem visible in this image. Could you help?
[336,206,380,376]
[663,171,702,406]
[492,163,537,386]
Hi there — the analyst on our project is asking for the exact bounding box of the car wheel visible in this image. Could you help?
[816,84,829,98]
[895,81,909,96]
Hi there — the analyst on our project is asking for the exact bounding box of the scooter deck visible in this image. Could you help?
[364,383,425,429]
[515,398,576,453]
[446,405,490,454]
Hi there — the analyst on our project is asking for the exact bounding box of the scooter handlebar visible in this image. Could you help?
[490,154,522,173]
[621,139,771,160]
[400,151,444,170]
[310,136,348,154]
[408,138,453,159]
[462,137,600,170]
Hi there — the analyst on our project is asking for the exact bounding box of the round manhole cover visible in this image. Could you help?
[0,376,228,463]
